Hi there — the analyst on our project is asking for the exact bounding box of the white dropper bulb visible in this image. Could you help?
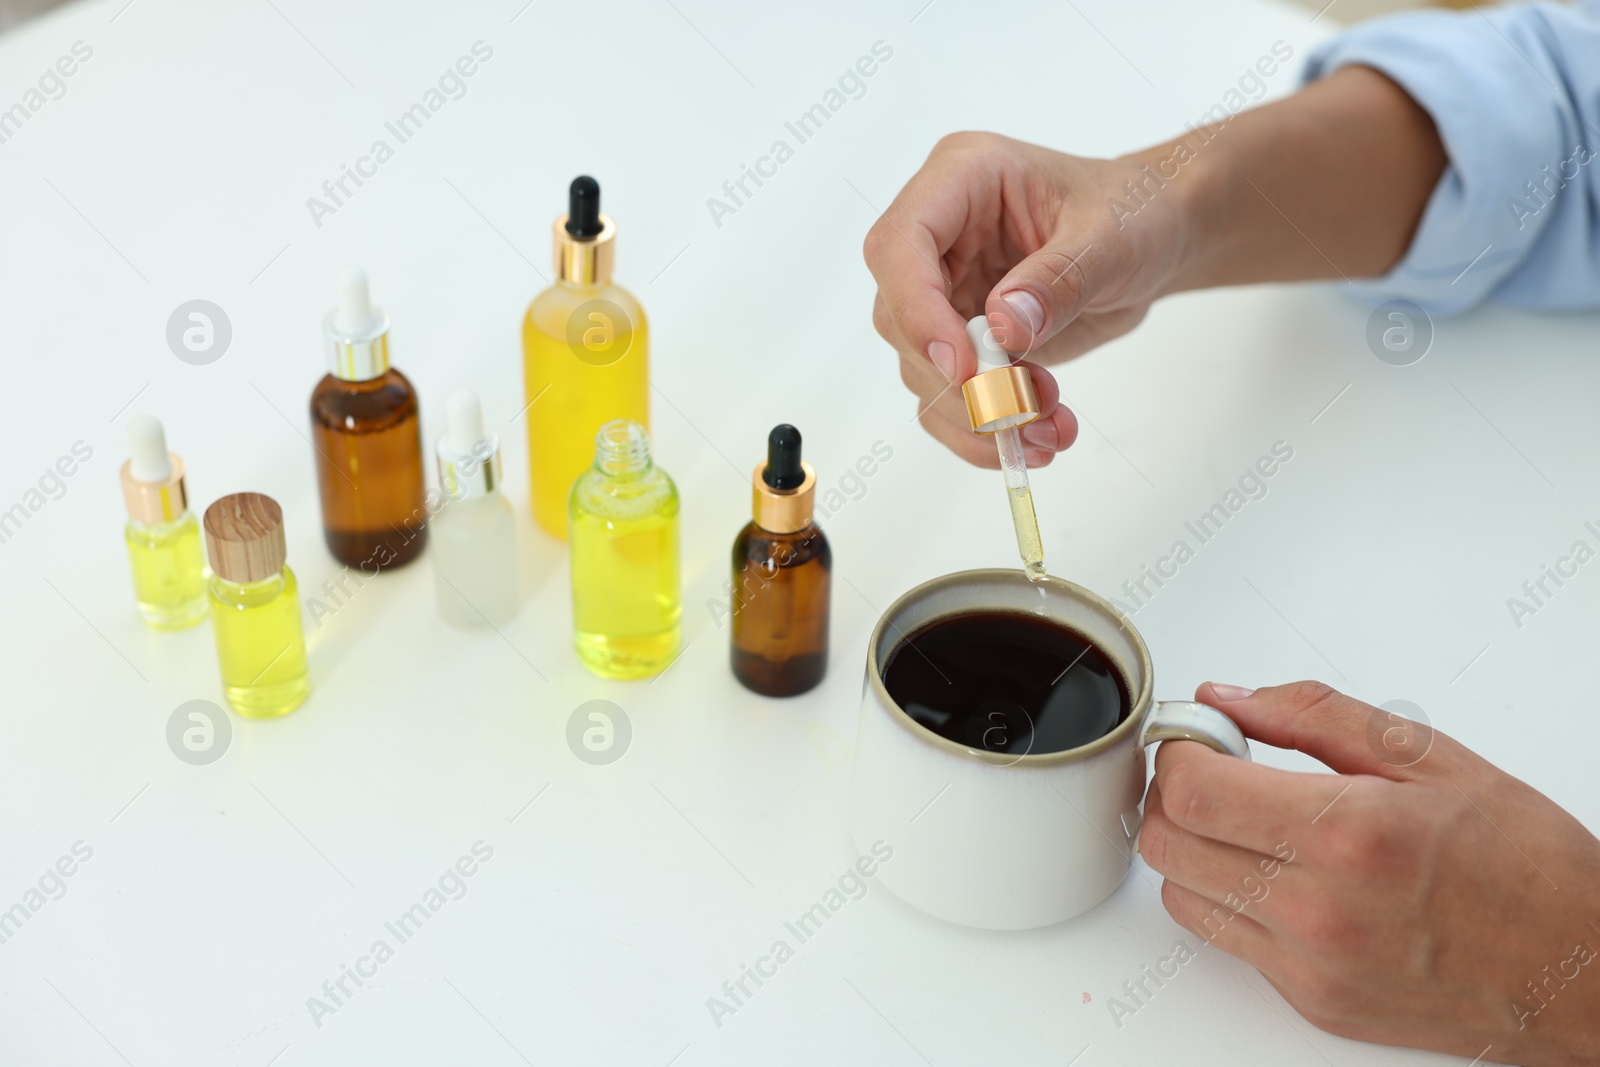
[445,390,485,452]
[127,414,172,483]
[333,266,378,336]
[966,315,1012,373]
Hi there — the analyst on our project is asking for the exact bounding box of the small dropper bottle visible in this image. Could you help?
[568,420,680,678]
[310,266,429,570]
[431,390,519,628]
[962,316,1047,582]
[731,425,832,696]
[121,415,208,629]
[203,493,310,718]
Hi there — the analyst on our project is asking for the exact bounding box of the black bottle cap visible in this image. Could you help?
[566,176,603,239]
[764,424,804,490]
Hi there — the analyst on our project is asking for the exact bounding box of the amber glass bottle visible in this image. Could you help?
[731,425,831,696]
[309,267,428,570]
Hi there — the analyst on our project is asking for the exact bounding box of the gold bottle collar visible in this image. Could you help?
[553,213,616,286]
[962,365,1039,433]
[121,455,188,525]
[753,460,816,534]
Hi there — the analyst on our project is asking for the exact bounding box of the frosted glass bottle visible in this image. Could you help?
[432,392,519,628]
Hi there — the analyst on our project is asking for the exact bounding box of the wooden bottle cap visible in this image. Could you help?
[204,493,287,583]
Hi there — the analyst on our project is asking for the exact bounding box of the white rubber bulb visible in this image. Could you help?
[127,414,172,482]
[445,390,485,452]
[965,315,1012,372]
[334,265,376,336]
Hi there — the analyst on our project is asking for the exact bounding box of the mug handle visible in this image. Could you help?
[1127,701,1251,852]
[1141,701,1252,761]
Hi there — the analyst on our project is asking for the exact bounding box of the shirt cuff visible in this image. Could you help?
[1302,6,1583,315]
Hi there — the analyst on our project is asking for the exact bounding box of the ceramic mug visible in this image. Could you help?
[849,569,1251,931]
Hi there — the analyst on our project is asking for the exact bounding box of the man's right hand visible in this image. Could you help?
[864,70,1446,468]
[862,130,1197,468]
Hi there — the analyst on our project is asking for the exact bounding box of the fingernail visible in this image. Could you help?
[1208,683,1255,702]
[927,340,956,381]
[1022,420,1058,450]
[1000,290,1045,343]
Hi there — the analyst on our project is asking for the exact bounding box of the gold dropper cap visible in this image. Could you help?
[961,317,1039,433]
[121,456,188,524]
[121,415,189,524]
[753,462,817,534]
[204,493,287,584]
[553,175,616,286]
[752,424,816,534]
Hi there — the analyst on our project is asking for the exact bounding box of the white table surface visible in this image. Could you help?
[2,0,1595,1064]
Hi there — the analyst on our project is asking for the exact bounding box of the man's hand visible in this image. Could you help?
[862,131,1190,468]
[864,68,1444,467]
[1141,680,1600,1066]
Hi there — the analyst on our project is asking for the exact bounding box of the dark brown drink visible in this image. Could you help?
[882,612,1128,755]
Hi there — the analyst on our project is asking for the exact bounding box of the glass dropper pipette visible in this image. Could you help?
[962,316,1047,583]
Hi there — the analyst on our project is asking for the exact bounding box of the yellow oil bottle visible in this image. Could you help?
[203,493,310,718]
[120,415,207,629]
[569,420,680,678]
[523,176,649,539]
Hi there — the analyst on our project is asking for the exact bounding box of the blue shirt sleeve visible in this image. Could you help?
[1303,0,1600,315]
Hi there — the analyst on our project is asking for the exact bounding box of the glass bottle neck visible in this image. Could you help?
[594,421,653,478]
[325,368,393,390]
[212,571,288,602]
[127,511,193,537]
